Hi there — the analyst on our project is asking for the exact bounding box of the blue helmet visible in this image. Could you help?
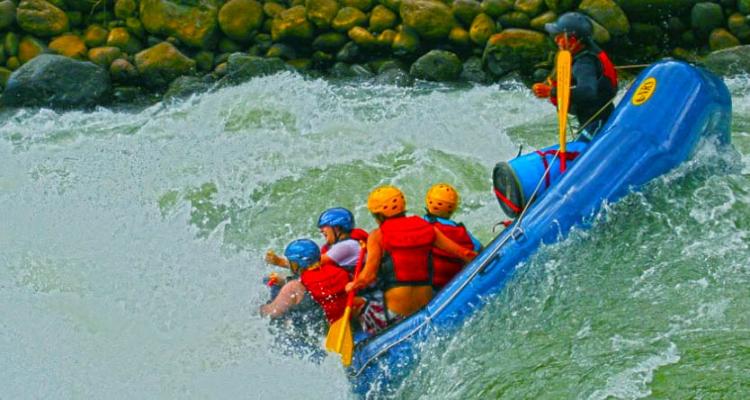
[317,207,355,232]
[284,239,320,271]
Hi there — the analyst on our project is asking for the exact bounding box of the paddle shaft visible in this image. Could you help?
[556,49,572,172]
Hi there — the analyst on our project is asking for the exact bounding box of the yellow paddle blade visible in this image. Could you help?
[556,49,572,171]
[325,310,354,366]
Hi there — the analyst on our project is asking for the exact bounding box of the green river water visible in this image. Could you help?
[1,72,749,399]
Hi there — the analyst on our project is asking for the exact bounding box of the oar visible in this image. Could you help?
[556,48,572,172]
[325,242,366,366]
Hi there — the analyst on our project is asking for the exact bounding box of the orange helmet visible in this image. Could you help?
[425,183,459,218]
[367,185,406,217]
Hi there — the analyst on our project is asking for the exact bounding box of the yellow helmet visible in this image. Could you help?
[425,183,459,218]
[367,185,406,217]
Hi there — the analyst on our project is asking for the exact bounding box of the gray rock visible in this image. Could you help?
[691,2,723,39]
[702,45,750,76]
[459,56,489,83]
[1,54,111,108]
[374,63,413,85]
[410,49,462,81]
[164,75,213,100]
[223,53,292,84]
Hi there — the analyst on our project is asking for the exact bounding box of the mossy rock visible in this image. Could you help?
[218,37,243,53]
[452,0,481,26]
[379,0,401,12]
[272,5,314,41]
[513,0,543,17]
[88,46,122,66]
[409,49,461,81]
[107,27,143,54]
[481,0,511,18]
[18,35,46,64]
[0,0,16,30]
[164,75,212,100]
[331,7,367,32]
[5,32,20,57]
[543,0,575,13]
[0,66,11,87]
[313,31,349,51]
[140,0,219,48]
[311,50,334,66]
[110,58,138,83]
[628,22,663,46]
[83,24,108,47]
[497,11,530,28]
[392,25,420,55]
[114,0,138,19]
[7,56,21,70]
[376,28,398,46]
[370,4,398,32]
[690,2,724,39]
[739,0,750,14]
[49,34,87,59]
[470,12,495,45]
[126,17,146,39]
[709,28,740,51]
[343,0,373,11]
[306,0,338,29]
[449,25,471,46]
[400,0,456,40]
[224,53,292,83]
[219,0,264,42]
[286,57,312,70]
[17,0,69,37]
[194,50,214,71]
[348,26,377,47]
[483,28,552,77]
[134,41,196,88]
[460,55,488,82]
[335,40,360,61]
[264,2,286,17]
[266,42,296,58]
[728,13,750,43]
[529,10,555,32]
[374,61,413,85]
[579,0,629,36]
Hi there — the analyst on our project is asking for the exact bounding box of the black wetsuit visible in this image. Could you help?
[552,46,617,140]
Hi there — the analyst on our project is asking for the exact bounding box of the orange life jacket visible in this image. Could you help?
[300,261,350,324]
[426,218,474,289]
[378,216,435,290]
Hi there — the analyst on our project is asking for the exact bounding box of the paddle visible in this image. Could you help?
[556,48,572,172]
[325,242,366,367]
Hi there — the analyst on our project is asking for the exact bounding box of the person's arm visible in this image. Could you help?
[265,250,290,268]
[259,279,306,318]
[434,228,477,263]
[346,230,382,292]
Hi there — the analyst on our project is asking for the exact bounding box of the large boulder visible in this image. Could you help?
[164,75,213,100]
[702,45,750,76]
[460,55,489,83]
[0,0,15,30]
[223,53,292,83]
[88,46,122,66]
[305,0,338,28]
[728,13,750,43]
[140,0,219,48]
[579,0,629,36]
[369,4,398,32]
[107,27,142,54]
[513,0,544,17]
[400,0,455,40]
[18,35,46,64]
[1,54,110,107]
[134,41,196,88]
[470,12,495,45]
[452,0,481,26]
[83,24,108,47]
[409,49,462,81]
[16,0,69,37]
[482,28,553,77]
[115,0,138,18]
[481,0,512,17]
[709,28,740,51]
[219,0,264,42]
[331,6,367,32]
[271,5,314,41]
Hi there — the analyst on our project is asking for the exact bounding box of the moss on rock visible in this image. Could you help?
[219,0,264,42]
[400,0,455,40]
[16,0,69,37]
[134,41,196,88]
[49,33,87,59]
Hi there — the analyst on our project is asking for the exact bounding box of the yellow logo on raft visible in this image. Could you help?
[632,77,657,106]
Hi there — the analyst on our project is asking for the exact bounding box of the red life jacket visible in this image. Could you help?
[300,261,350,324]
[426,218,474,289]
[378,216,436,290]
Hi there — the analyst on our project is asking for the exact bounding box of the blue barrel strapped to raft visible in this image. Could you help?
[493,141,589,217]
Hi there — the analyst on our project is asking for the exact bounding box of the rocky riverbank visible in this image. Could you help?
[0,0,749,107]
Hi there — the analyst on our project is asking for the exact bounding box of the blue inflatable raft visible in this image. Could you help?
[348,60,732,395]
